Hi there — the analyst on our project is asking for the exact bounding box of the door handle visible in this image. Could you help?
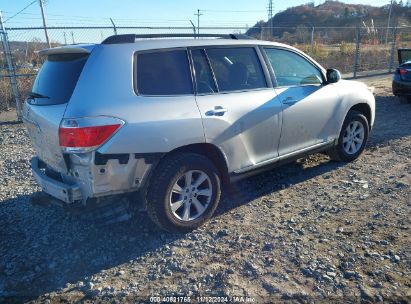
[282,96,298,106]
[206,106,228,116]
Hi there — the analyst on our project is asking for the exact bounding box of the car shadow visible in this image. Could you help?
[0,195,180,301]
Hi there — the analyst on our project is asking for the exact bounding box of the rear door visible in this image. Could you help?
[23,50,90,172]
[192,46,282,172]
[263,47,340,156]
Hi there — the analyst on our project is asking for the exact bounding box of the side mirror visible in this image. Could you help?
[326,68,341,84]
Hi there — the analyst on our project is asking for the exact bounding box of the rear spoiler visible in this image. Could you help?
[38,44,95,56]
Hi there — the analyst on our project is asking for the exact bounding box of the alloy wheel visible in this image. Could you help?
[169,170,213,221]
[342,120,365,155]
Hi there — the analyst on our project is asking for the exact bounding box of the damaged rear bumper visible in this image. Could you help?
[31,152,162,206]
[31,157,82,203]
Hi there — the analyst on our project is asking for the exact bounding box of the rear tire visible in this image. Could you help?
[327,111,369,162]
[146,153,221,233]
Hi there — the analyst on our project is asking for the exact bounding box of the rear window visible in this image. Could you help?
[31,53,88,105]
[398,49,411,65]
[135,50,193,96]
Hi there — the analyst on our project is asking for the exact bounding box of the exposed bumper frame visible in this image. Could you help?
[31,157,82,204]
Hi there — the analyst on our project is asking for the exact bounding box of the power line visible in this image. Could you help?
[4,0,37,22]
[3,12,258,24]
[4,19,260,26]
[201,9,266,13]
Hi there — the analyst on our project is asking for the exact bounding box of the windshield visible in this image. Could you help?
[30,53,89,105]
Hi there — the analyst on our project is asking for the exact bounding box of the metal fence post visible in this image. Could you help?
[353,27,361,78]
[388,27,397,73]
[0,11,21,120]
[0,25,9,110]
[311,26,314,52]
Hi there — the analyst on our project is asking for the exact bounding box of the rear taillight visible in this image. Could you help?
[59,117,124,153]
[399,68,407,75]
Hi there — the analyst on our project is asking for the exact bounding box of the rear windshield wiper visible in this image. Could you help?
[28,91,50,99]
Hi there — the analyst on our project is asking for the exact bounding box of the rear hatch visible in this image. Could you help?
[397,61,411,82]
[397,49,411,81]
[22,46,93,172]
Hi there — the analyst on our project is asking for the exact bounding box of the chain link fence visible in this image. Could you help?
[1,25,411,120]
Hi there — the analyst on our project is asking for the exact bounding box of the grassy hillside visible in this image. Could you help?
[247,0,411,40]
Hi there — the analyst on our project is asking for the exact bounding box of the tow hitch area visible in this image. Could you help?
[31,192,133,225]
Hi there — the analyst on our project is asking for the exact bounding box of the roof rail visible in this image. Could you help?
[101,33,253,44]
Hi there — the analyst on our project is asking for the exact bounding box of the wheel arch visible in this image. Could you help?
[164,143,230,186]
[348,103,372,130]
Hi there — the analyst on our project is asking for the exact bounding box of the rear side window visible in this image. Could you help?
[31,53,88,105]
[205,47,267,92]
[136,50,193,95]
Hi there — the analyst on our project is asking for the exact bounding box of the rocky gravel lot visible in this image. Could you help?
[0,75,410,303]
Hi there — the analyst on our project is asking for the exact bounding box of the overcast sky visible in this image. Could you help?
[2,0,394,28]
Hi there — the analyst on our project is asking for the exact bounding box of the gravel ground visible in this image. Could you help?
[0,75,410,303]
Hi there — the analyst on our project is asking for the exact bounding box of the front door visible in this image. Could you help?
[263,47,341,156]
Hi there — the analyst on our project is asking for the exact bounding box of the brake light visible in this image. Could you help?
[399,68,407,75]
[59,117,124,152]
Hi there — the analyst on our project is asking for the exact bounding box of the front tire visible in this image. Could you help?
[146,153,221,233]
[327,111,369,162]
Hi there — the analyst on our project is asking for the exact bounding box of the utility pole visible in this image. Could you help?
[385,0,393,44]
[194,9,203,36]
[38,0,51,48]
[268,0,273,38]
[0,11,21,118]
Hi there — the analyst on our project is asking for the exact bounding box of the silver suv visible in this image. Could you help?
[23,34,375,232]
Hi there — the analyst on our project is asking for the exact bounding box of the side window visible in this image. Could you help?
[191,49,217,94]
[205,47,267,92]
[264,48,323,87]
[136,50,193,95]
